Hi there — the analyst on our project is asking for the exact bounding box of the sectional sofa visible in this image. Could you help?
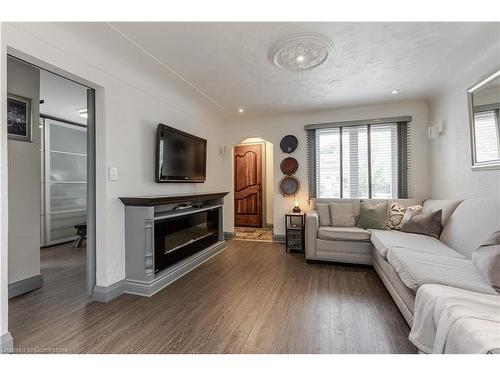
[305,198,500,327]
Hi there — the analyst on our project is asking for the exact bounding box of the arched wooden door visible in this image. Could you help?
[234,144,262,227]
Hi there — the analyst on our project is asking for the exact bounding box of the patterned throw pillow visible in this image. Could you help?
[388,202,423,230]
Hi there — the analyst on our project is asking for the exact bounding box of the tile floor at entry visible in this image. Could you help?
[234,227,273,242]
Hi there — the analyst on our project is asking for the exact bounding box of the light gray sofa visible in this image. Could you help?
[305,198,500,326]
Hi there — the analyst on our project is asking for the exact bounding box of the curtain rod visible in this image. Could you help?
[304,116,412,130]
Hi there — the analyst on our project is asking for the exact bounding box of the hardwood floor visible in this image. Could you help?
[9,240,416,354]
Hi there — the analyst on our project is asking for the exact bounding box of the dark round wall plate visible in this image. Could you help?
[279,175,300,196]
[280,157,299,175]
[280,135,298,153]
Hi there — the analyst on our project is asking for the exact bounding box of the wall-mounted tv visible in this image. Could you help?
[155,124,207,183]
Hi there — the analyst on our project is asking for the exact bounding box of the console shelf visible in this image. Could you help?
[120,192,228,297]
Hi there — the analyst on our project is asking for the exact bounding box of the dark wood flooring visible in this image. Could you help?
[9,240,416,353]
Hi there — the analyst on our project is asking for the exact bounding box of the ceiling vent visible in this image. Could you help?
[268,33,333,71]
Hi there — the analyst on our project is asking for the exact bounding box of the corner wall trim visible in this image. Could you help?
[92,279,125,302]
[224,231,235,239]
[0,332,13,354]
[272,234,285,243]
[8,274,43,298]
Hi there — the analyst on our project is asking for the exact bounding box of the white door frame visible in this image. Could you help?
[5,51,98,296]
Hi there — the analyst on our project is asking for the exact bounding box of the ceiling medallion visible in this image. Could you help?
[268,33,333,71]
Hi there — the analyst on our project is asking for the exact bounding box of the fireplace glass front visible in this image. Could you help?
[154,208,219,273]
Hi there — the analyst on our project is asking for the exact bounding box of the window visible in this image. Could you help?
[307,119,409,199]
[473,110,500,163]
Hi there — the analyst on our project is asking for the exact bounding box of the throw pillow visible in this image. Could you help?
[388,202,405,229]
[472,231,500,292]
[388,202,423,230]
[400,204,423,228]
[316,203,331,226]
[357,201,388,230]
[400,209,443,239]
[329,203,356,227]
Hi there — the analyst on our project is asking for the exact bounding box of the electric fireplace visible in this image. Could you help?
[154,208,219,273]
[120,192,228,297]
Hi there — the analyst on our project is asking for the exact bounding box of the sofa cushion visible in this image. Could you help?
[440,199,500,259]
[422,199,461,226]
[387,246,498,295]
[316,203,331,226]
[317,226,371,242]
[329,202,356,226]
[314,198,360,217]
[370,229,464,260]
[472,231,500,292]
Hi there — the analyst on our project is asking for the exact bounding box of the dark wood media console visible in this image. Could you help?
[119,192,228,296]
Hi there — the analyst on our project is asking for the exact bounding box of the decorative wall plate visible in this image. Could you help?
[279,175,300,196]
[280,157,299,175]
[280,135,298,153]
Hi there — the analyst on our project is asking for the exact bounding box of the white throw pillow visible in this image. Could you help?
[329,203,356,227]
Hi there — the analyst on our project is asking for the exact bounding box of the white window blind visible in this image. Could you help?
[474,110,500,163]
[316,128,341,198]
[313,122,404,199]
[370,124,398,198]
[341,125,368,198]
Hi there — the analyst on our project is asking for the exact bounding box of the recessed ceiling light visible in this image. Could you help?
[78,109,88,119]
[238,108,244,113]
[269,34,333,71]
[391,90,400,95]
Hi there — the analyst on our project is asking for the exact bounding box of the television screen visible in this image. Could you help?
[155,124,207,182]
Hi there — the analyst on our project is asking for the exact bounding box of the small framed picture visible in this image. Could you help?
[7,94,32,142]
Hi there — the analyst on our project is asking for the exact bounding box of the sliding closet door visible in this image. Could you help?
[42,118,87,245]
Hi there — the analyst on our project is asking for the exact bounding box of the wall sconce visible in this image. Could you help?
[218,145,227,156]
[428,124,444,139]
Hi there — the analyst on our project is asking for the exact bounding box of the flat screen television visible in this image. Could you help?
[155,124,207,183]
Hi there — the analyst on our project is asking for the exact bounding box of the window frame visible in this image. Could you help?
[306,117,411,200]
[467,66,500,171]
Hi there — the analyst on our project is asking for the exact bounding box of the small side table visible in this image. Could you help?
[285,212,306,253]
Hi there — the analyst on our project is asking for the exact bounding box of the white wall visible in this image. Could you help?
[428,44,500,200]
[7,57,41,284]
[0,22,227,295]
[223,100,430,235]
[264,141,274,226]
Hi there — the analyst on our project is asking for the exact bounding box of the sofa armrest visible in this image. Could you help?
[305,210,319,259]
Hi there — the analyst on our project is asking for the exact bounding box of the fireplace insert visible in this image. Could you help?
[154,208,219,274]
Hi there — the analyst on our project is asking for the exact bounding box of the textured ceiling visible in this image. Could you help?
[108,22,499,114]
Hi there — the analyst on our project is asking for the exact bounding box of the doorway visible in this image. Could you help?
[234,143,263,227]
[233,138,274,242]
[6,54,96,332]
